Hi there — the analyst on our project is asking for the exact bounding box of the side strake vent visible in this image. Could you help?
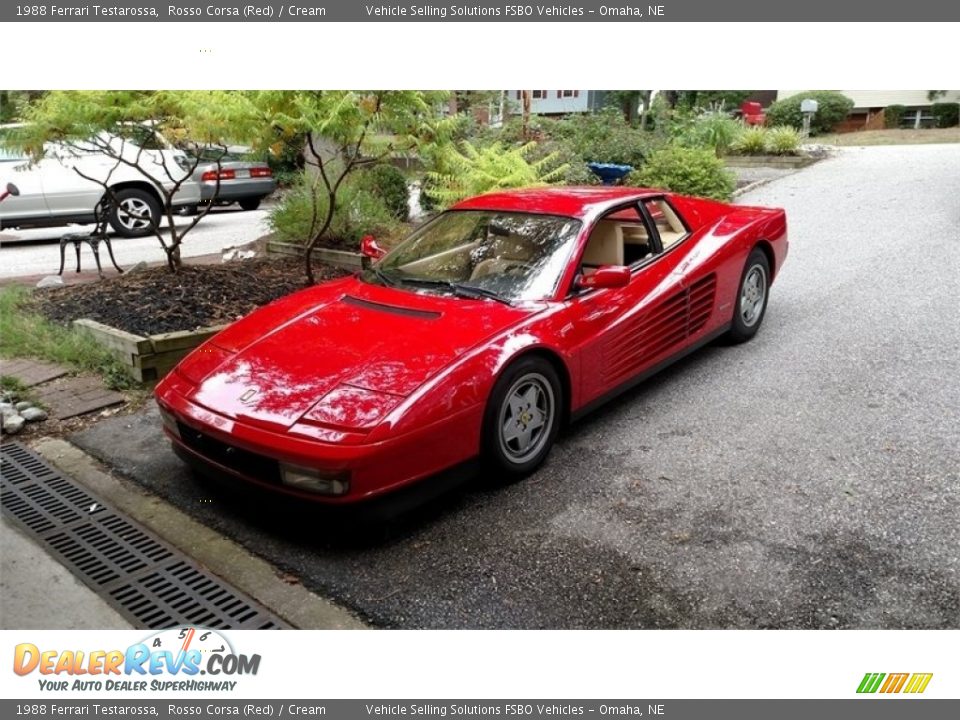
[687,273,717,335]
[1,442,289,629]
[604,273,717,385]
[342,295,441,319]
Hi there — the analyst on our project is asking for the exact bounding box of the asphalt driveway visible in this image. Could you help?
[73,144,960,628]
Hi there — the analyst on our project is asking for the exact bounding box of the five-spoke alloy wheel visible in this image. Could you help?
[483,356,562,480]
[728,247,771,343]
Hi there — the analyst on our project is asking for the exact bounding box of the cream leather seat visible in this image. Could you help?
[470,234,535,280]
[582,220,624,267]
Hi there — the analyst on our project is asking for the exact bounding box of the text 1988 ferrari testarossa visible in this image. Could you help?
[155,187,788,503]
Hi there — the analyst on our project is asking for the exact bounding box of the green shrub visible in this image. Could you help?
[766,91,854,135]
[424,140,568,207]
[733,126,768,155]
[268,171,401,247]
[884,105,906,129]
[628,145,735,201]
[354,164,409,221]
[765,126,801,155]
[546,107,655,167]
[681,111,743,157]
[931,102,960,128]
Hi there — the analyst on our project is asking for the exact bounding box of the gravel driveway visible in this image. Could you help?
[74,144,960,628]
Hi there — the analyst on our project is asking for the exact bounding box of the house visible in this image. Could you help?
[777,90,960,131]
[506,91,610,116]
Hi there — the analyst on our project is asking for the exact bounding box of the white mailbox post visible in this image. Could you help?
[800,98,819,137]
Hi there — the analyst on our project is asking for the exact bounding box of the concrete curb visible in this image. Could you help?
[31,437,368,630]
[732,175,787,199]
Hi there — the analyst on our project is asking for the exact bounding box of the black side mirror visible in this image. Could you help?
[6,182,19,196]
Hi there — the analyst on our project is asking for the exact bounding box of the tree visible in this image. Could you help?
[9,91,259,271]
[606,90,641,124]
[247,91,456,283]
[424,140,568,206]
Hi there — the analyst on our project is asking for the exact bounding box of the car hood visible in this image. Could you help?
[184,276,537,431]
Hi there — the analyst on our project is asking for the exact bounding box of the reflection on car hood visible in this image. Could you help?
[186,276,535,431]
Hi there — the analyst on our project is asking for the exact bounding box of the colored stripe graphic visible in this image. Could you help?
[857,673,885,693]
[880,673,909,693]
[857,672,933,694]
[903,673,934,694]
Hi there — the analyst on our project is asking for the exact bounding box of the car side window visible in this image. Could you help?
[581,204,656,276]
[642,198,689,250]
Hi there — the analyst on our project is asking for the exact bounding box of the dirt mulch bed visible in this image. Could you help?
[36,258,348,337]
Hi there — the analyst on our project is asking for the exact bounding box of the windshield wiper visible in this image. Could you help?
[396,277,512,305]
[448,282,513,305]
[372,266,398,287]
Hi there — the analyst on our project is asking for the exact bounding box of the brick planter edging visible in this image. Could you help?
[265,241,367,270]
[724,155,818,168]
[74,319,229,383]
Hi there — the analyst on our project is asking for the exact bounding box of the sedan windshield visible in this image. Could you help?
[367,210,582,303]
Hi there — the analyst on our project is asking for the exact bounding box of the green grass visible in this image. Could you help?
[0,286,134,391]
[0,374,44,409]
[816,128,960,146]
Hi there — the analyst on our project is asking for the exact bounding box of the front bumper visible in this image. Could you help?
[156,388,483,505]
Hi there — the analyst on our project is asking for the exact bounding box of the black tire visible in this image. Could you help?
[238,197,262,211]
[481,355,563,483]
[179,204,200,217]
[727,248,771,344]
[107,188,161,238]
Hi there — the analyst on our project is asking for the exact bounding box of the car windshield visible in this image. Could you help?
[367,210,581,303]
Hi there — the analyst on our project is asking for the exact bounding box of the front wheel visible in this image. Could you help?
[107,188,161,238]
[727,248,770,343]
[482,356,562,482]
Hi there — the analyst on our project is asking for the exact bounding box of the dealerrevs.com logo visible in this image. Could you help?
[857,673,933,694]
[13,627,261,692]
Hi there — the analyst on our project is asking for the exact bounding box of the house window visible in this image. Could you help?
[557,90,579,99]
[532,90,547,99]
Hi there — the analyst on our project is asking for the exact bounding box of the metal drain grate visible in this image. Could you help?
[1,442,289,629]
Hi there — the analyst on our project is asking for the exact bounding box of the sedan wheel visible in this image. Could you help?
[728,248,771,343]
[107,189,161,238]
[483,356,562,480]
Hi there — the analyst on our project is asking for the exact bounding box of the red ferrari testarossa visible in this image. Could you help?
[155,187,788,503]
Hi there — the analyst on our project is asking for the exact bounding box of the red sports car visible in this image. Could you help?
[155,187,787,504]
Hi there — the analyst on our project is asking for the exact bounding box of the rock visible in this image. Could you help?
[15,401,31,411]
[126,261,149,274]
[0,401,12,412]
[1,404,17,419]
[222,241,258,263]
[36,275,64,288]
[2,414,25,434]
[21,407,48,423]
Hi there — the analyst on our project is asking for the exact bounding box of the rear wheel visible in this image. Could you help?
[482,356,562,482]
[238,197,262,211]
[107,189,161,238]
[727,248,770,343]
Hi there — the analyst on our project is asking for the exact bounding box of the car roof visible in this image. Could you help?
[449,186,664,219]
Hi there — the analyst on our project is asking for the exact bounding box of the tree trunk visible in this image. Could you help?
[521,91,532,139]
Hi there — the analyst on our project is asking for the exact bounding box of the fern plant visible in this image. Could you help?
[424,141,568,207]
